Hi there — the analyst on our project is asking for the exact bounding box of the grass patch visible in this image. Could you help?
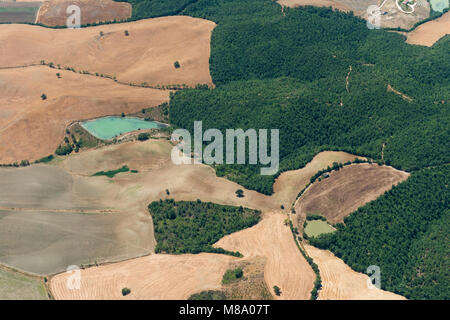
[304,220,335,238]
[92,165,130,178]
[222,267,243,285]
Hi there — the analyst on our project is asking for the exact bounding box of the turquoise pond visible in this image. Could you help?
[80,116,166,140]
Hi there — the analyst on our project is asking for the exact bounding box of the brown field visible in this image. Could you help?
[278,0,430,30]
[215,213,315,300]
[50,253,235,300]
[296,163,409,224]
[273,151,364,209]
[36,0,132,27]
[0,16,215,86]
[0,1,41,23]
[304,245,406,300]
[0,66,169,164]
[405,11,450,46]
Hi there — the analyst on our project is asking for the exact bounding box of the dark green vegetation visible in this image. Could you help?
[310,165,449,299]
[148,199,261,255]
[92,165,130,178]
[188,290,227,300]
[137,132,150,141]
[168,0,449,194]
[55,143,73,156]
[222,267,243,284]
[273,286,281,296]
[121,287,131,296]
[117,0,198,19]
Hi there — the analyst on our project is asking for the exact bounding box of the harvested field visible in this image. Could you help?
[214,213,315,300]
[0,16,216,87]
[0,266,48,300]
[296,163,409,224]
[0,65,169,164]
[405,11,450,46]
[36,0,132,27]
[273,151,364,209]
[304,244,406,300]
[50,253,235,299]
[0,139,276,275]
[0,1,41,23]
[0,165,156,275]
[278,0,431,29]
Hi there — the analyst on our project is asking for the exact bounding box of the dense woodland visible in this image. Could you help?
[309,165,449,299]
[121,0,449,299]
[148,199,261,255]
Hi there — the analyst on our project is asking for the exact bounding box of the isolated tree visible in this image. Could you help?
[121,288,131,296]
[174,61,181,69]
[41,94,47,100]
[273,286,281,296]
[235,189,244,198]
[124,30,129,36]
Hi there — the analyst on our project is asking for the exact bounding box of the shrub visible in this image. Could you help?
[273,286,281,296]
[137,132,150,141]
[121,288,131,296]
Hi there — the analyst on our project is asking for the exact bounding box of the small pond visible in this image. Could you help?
[81,116,166,140]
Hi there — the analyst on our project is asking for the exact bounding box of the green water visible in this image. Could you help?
[81,116,166,140]
[304,220,335,238]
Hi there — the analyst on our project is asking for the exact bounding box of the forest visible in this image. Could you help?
[148,199,261,255]
[169,0,449,194]
[309,165,449,299]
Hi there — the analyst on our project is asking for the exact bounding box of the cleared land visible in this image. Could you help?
[0,16,215,87]
[278,0,430,29]
[0,1,41,23]
[50,253,234,300]
[36,0,131,26]
[304,244,406,300]
[296,163,409,224]
[405,11,450,46]
[214,213,315,300]
[0,165,156,275]
[0,266,48,300]
[272,151,364,209]
[0,66,169,164]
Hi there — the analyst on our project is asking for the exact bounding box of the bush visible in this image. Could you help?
[122,288,131,296]
[273,286,281,296]
[137,132,150,141]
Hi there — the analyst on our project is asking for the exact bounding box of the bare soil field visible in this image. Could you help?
[214,213,315,300]
[304,244,406,300]
[0,266,48,300]
[272,151,364,209]
[405,11,450,46]
[0,66,169,164]
[36,0,131,27]
[0,164,156,275]
[296,163,409,224]
[50,253,235,299]
[0,139,275,275]
[0,16,215,87]
[0,1,41,23]
[278,0,430,29]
